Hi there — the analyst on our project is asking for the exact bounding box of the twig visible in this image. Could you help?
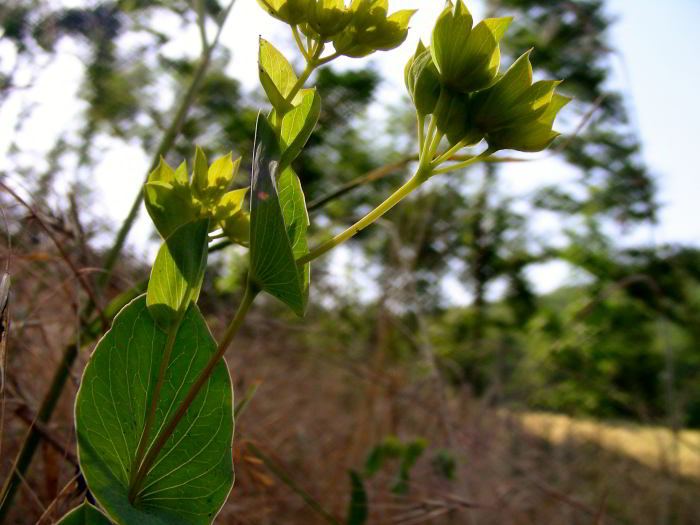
[14,404,78,467]
[0,181,106,325]
[34,473,80,525]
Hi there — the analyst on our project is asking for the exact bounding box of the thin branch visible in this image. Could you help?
[0,181,106,325]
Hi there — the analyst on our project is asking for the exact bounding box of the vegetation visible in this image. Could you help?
[1,0,699,524]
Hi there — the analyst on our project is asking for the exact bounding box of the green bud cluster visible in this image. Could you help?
[405,0,569,153]
[144,147,249,245]
[258,0,416,58]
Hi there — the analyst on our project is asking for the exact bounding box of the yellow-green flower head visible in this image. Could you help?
[404,40,441,116]
[332,0,415,58]
[431,0,511,93]
[257,0,311,25]
[144,147,249,241]
[470,50,570,151]
[308,0,352,38]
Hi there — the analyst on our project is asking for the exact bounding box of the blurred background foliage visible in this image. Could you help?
[2,0,700,523]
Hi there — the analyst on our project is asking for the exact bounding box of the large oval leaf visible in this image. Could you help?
[75,296,233,525]
[147,219,209,328]
[249,114,307,317]
[56,502,112,525]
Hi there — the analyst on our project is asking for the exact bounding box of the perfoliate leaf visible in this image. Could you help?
[279,88,321,168]
[76,297,234,525]
[347,471,368,525]
[56,502,112,525]
[249,114,307,317]
[146,219,209,328]
[259,38,297,113]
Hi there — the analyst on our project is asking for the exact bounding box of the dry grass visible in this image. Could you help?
[518,411,700,481]
[2,229,700,524]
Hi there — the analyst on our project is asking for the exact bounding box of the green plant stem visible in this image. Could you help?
[130,305,188,479]
[286,43,324,105]
[433,137,470,167]
[427,131,444,165]
[128,281,259,503]
[432,148,495,175]
[297,167,431,265]
[316,51,340,66]
[307,156,417,212]
[422,116,437,164]
[292,25,310,60]
[417,114,426,152]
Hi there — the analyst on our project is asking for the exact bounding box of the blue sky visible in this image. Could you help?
[1,0,699,300]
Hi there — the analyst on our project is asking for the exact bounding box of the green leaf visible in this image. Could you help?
[279,88,321,168]
[211,187,248,221]
[431,0,473,85]
[173,159,189,185]
[75,296,234,525]
[483,16,513,42]
[56,502,112,525]
[278,166,310,309]
[206,153,237,197]
[259,38,297,113]
[406,47,441,115]
[487,93,570,152]
[346,471,368,525]
[249,114,307,317]
[143,181,197,240]
[148,158,175,184]
[192,146,210,198]
[147,219,209,328]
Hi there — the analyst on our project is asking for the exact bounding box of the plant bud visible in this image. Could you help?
[431,0,511,93]
[308,0,352,38]
[144,151,249,242]
[257,0,311,25]
[432,88,484,146]
[405,41,441,116]
[332,0,415,58]
[221,210,251,246]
